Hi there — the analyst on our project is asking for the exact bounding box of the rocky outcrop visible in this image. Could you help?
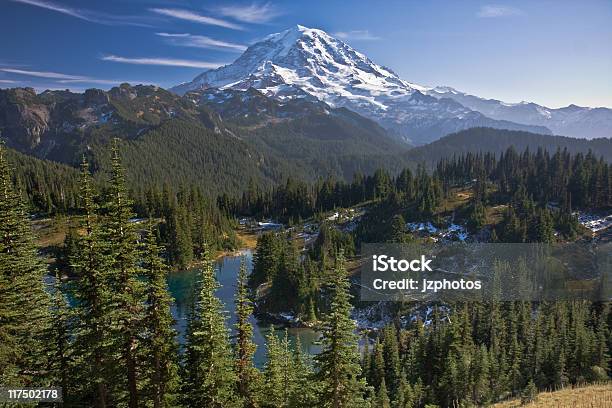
[0,88,50,149]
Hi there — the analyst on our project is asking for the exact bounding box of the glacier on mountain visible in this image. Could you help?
[172,25,608,143]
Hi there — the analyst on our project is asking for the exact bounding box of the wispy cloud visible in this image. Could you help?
[9,0,87,20]
[156,33,247,52]
[1,68,88,80]
[101,55,225,69]
[150,8,243,30]
[9,0,152,26]
[333,30,381,41]
[477,5,523,18]
[0,79,17,84]
[216,2,282,24]
[57,79,146,85]
[1,68,144,85]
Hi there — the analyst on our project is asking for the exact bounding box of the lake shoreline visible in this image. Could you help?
[168,250,322,365]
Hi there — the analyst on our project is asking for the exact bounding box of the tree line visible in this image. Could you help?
[219,165,442,225]
[361,297,609,407]
[436,147,611,211]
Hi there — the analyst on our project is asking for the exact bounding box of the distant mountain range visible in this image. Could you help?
[172,25,612,144]
[1,25,611,195]
[2,83,611,199]
[426,87,612,140]
[0,83,414,193]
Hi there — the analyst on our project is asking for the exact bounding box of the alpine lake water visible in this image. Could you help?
[166,249,321,366]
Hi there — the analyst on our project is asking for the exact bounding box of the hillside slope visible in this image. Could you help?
[406,127,612,167]
[1,85,410,194]
[491,383,612,408]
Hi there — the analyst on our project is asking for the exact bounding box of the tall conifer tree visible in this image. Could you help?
[0,142,50,386]
[48,274,73,403]
[142,224,180,408]
[234,257,261,407]
[181,252,239,407]
[103,140,145,408]
[71,156,113,407]
[315,251,369,407]
[263,330,292,408]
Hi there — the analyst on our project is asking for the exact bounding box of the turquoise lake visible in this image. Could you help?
[166,250,321,366]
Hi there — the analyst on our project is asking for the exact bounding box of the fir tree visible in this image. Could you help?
[142,224,180,408]
[234,256,261,407]
[470,344,490,405]
[181,253,239,407]
[0,142,50,387]
[382,325,401,394]
[394,371,414,408]
[291,336,318,407]
[390,214,409,243]
[521,379,538,404]
[70,157,113,407]
[103,140,146,408]
[48,273,73,403]
[376,378,391,408]
[262,330,293,408]
[315,251,369,407]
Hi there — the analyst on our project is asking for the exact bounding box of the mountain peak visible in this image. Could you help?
[170,24,422,107]
[172,26,608,143]
[271,24,331,39]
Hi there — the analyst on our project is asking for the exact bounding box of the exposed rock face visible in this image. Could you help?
[0,88,51,149]
[0,84,222,161]
[84,88,110,106]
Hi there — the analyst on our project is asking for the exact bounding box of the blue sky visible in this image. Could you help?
[1,0,611,108]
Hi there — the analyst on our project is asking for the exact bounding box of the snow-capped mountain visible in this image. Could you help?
[426,87,612,140]
[174,25,606,144]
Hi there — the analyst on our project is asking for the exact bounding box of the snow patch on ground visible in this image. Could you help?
[407,221,469,242]
[575,212,612,232]
[406,221,438,234]
[352,303,392,330]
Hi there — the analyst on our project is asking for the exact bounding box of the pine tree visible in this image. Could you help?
[48,273,73,403]
[0,142,51,387]
[291,335,318,407]
[262,330,292,407]
[70,157,113,407]
[234,256,261,407]
[376,377,391,408]
[103,140,146,408]
[520,379,538,404]
[181,253,239,407]
[470,344,490,405]
[142,224,180,408]
[372,339,385,390]
[394,371,414,408]
[382,325,401,394]
[315,251,368,407]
